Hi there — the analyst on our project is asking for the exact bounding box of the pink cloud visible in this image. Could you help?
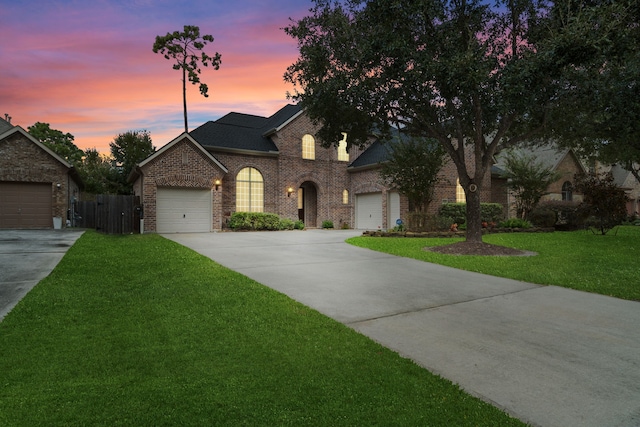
[1,0,313,153]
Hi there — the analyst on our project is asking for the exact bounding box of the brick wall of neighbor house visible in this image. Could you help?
[134,138,225,232]
[0,132,73,222]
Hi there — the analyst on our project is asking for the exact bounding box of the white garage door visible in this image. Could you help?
[356,192,382,230]
[388,191,401,227]
[156,188,212,233]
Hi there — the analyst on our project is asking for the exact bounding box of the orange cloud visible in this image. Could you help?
[1,0,312,153]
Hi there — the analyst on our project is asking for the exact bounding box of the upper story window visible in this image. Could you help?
[562,181,573,201]
[456,178,466,203]
[236,167,264,212]
[337,133,349,162]
[302,134,315,160]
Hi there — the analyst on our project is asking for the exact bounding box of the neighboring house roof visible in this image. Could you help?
[190,104,303,154]
[493,144,588,176]
[609,164,637,190]
[0,117,13,134]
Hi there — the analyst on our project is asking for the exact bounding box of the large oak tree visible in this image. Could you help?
[284,0,631,242]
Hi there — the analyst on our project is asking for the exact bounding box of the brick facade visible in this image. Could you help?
[0,128,80,228]
[134,108,497,233]
[132,136,226,232]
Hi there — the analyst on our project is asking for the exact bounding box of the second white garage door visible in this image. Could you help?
[355,192,383,230]
[156,188,212,233]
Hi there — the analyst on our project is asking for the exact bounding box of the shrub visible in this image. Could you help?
[498,218,532,228]
[438,203,466,225]
[294,220,305,230]
[538,201,585,230]
[279,218,295,230]
[322,220,334,229]
[406,213,453,232]
[575,172,629,235]
[228,212,281,231]
[528,207,557,228]
[438,203,504,225]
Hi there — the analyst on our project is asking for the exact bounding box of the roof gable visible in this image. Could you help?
[137,132,228,172]
[0,126,72,168]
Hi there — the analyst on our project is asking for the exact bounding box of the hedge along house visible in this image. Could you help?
[131,104,490,233]
[0,119,82,229]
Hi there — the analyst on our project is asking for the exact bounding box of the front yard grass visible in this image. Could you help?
[0,231,524,426]
[347,226,640,301]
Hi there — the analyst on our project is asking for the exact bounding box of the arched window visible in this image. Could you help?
[337,133,349,161]
[342,189,349,204]
[236,167,264,212]
[562,181,573,201]
[302,134,315,160]
[456,178,466,203]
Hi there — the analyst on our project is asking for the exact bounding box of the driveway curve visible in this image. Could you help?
[0,229,84,321]
[165,229,640,427]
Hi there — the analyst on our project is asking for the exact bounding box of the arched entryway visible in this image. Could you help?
[298,181,318,227]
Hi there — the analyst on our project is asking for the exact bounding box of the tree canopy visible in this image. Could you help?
[110,130,155,194]
[27,122,84,165]
[499,150,560,220]
[284,0,636,242]
[379,136,447,213]
[153,25,222,132]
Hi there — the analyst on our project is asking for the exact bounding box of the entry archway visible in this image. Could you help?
[298,181,318,227]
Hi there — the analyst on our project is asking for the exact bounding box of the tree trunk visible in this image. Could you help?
[465,187,483,242]
[182,67,188,133]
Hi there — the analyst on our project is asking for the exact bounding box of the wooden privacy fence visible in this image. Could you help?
[75,195,141,234]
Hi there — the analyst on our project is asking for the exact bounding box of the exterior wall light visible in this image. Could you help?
[287,187,294,197]
[214,179,221,190]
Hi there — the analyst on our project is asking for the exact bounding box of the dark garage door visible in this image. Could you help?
[0,182,52,229]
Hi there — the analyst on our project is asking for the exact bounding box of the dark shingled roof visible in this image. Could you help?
[0,117,13,134]
[348,140,390,169]
[190,104,303,153]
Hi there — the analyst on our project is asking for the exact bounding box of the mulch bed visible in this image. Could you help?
[425,241,537,256]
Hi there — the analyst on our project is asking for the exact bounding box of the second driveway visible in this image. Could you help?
[165,230,640,427]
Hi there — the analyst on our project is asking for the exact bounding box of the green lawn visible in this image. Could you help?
[348,226,640,301]
[0,231,524,426]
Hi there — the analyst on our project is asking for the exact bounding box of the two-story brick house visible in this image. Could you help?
[131,104,484,233]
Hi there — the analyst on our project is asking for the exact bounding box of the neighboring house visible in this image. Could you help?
[492,144,589,217]
[0,118,82,229]
[493,143,640,218]
[595,163,640,216]
[131,104,479,233]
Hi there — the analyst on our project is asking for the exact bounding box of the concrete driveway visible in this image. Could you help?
[0,229,84,321]
[165,229,640,427]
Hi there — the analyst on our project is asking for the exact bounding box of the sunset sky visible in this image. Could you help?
[1,0,314,153]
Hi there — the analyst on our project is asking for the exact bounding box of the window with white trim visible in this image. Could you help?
[342,189,349,204]
[236,167,264,212]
